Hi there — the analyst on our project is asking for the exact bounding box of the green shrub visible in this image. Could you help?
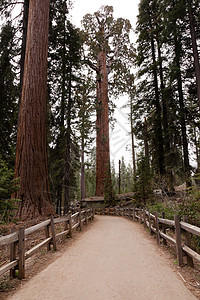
[0,160,20,223]
[147,202,176,220]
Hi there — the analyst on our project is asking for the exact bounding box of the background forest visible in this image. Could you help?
[0,0,200,225]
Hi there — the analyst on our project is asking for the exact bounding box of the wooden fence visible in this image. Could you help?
[95,207,200,267]
[0,208,94,280]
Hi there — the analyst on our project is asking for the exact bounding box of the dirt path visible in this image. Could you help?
[9,216,197,300]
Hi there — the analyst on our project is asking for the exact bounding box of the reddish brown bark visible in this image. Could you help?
[95,50,111,196]
[14,0,54,219]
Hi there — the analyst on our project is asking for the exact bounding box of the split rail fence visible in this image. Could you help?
[0,208,94,280]
[95,207,200,267]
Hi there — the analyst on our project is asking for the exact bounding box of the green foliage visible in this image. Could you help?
[111,160,118,194]
[133,152,153,205]
[104,164,116,207]
[84,148,96,198]
[120,157,134,193]
[134,0,200,186]
[0,160,20,223]
[82,5,135,96]
[0,22,18,166]
[147,202,175,220]
[178,174,200,225]
[0,274,15,291]
[48,1,84,213]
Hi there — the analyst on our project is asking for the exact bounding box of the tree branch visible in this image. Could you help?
[83,58,98,72]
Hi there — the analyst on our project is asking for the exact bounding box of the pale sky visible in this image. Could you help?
[71,0,140,168]
[71,0,140,28]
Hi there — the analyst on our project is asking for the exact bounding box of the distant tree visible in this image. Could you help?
[134,152,152,205]
[75,75,95,200]
[111,160,118,194]
[82,6,135,198]
[85,147,96,198]
[14,0,54,219]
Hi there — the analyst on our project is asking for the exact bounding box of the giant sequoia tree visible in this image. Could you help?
[15,0,54,218]
[82,6,134,197]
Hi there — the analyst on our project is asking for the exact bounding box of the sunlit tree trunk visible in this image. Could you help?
[95,50,111,196]
[15,0,54,219]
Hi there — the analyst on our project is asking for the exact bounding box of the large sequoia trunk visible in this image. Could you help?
[95,50,111,196]
[14,0,54,219]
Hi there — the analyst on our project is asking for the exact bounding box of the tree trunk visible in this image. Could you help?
[15,0,54,219]
[95,50,111,196]
[130,99,136,178]
[194,127,200,171]
[64,64,72,215]
[156,34,174,188]
[19,0,29,108]
[118,160,121,194]
[174,40,190,182]
[156,36,170,160]
[150,32,165,176]
[188,0,200,111]
[81,137,86,200]
[143,117,150,169]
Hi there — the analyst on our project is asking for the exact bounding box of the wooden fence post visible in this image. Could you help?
[133,207,136,222]
[68,213,72,238]
[79,209,83,231]
[128,207,130,219]
[64,217,68,231]
[92,208,95,220]
[50,216,57,251]
[85,210,88,225]
[18,227,25,279]
[45,224,50,251]
[174,215,183,266]
[183,215,194,268]
[155,212,160,245]
[10,227,17,278]
[161,212,167,245]
[143,208,146,228]
[147,209,152,235]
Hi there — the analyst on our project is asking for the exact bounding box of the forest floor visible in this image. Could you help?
[0,215,200,299]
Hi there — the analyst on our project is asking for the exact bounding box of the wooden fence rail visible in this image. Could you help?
[0,208,94,280]
[95,207,200,267]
